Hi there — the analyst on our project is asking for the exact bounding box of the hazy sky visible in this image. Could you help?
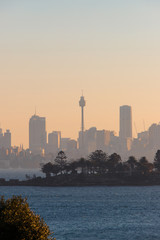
[1,0,160,147]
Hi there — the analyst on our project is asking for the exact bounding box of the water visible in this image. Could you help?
[0,168,45,180]
[0,186,160,240]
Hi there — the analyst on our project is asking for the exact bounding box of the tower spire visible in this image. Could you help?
[79,94,86,156]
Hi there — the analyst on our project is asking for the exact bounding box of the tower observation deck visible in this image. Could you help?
[79,95,86,133]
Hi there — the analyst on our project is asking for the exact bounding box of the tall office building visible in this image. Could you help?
[0,129,11,149]
[96,130,111,151]
[47,131,61,153]
[3,130,11,149]
[0,129,3,148]
[119,105,132,139]
[29,114,47,154]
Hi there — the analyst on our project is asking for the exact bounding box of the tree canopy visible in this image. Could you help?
[0,195,53,240]
[40,149,157,179]
[154,150,160,171]
[54,151,67,175]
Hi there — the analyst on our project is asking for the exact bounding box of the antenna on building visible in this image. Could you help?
[35,106,37,115]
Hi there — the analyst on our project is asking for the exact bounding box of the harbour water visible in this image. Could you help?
[0,185,160,240]
[0,168,44,180]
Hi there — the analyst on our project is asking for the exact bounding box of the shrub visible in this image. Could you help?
[0,195,54,240]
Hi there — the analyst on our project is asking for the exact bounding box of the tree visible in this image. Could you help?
[107,153,121,174]
[127,156,138,175]
[41,162,53,178]
[138,157,153,175]
[54,151,67,175]
[88,150,108,174]
[78,158,86,174]
[85,160,92,175]
[51,164,60,176]
[116,162,130,176]
[154,150,160,171]
[68,161,78,174]
[0,195,53,240]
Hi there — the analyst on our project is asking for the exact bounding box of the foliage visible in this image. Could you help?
[41,150,156,179]
[0,195,53,240]
[77,158,86,174]
[107,153,121,173]
[138,157,153,175]
[54,151,67,175]
[127,156,138,170]
[154,150,160,171]
[126,156,138,175]
[88,150,108,174]
[68,161,78,174]
[51,164,60,176]
[41,162,53,178]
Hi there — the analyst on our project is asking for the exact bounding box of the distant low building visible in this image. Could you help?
[78,127,114,156]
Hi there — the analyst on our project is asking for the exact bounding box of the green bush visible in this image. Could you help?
[0,195,54,240]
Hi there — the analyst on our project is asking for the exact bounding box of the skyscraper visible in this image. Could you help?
[119,105,132,139]
[29,114,47,154]
[47,131,61,153]
[3,130,11,149]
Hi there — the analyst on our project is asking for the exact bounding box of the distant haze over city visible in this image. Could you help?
[1,1,160,147]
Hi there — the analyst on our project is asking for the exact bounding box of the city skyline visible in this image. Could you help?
[1,100,160,148]
[1,1,160,147]
[1,101,160,168]
[1,100,160,147]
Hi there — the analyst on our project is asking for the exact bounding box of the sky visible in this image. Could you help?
[1,0,160,147]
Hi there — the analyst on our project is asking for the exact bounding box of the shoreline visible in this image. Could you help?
[1,174,160,187]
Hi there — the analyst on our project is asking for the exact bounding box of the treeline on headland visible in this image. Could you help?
[42,150,154,177]
[37,149,160,186]
[2,150,160,186]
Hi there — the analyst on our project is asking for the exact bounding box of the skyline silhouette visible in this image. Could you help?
[0,97,160,166]
[0,101,154,146]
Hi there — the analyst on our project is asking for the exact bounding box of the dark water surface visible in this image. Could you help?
[0,186,160,240]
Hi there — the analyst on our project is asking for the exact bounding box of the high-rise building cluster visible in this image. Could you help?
[29,113,78,158]
[27,96,160,162]
[1,95,160,167]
